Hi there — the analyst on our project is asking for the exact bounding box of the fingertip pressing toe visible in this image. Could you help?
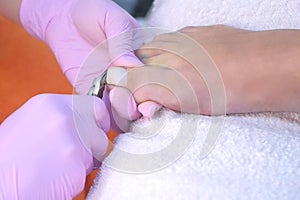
[109,87,141,120]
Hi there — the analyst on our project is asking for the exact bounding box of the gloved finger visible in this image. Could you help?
[72,95,110,162]
[66,42,112,94]
[62,21,142,94]
[101,1,142,67]
[109,86,161,122]
[44,14,110,94]
[109,87,141,121]
[102,89,131,133]
[108,86,162,122]
[102,1,140,38]
[0,94,110,198]
[43,7,105,75]
[46,0,141,93]
[60,40,111,92]
[73,0,143,68]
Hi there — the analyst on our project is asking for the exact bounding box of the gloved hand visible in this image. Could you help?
[0,94,110,199]
[20,0,161,131]
[20,0,141,81]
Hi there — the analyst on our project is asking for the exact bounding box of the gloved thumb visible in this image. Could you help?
[109,87,162,119]
[103,1,143,68]
[72,95,110,162]
[109,87,141,120]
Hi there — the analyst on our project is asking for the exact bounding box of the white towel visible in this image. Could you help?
[147,0,300,31]
[88,110,300,200]
[88,0,300,199]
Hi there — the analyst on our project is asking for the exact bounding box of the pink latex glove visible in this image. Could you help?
[20,0,160,131]
[0,94,109,199]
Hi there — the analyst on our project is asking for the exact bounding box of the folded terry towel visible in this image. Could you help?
[147,0,300,31]
[88,110,300,200]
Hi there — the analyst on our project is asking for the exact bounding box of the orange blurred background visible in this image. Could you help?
[0,17,112,199]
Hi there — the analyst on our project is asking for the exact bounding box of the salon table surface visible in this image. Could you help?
[0,17,117,200]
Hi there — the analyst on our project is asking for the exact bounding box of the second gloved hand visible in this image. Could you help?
[20,0,142,87]
[0,94,110,199]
